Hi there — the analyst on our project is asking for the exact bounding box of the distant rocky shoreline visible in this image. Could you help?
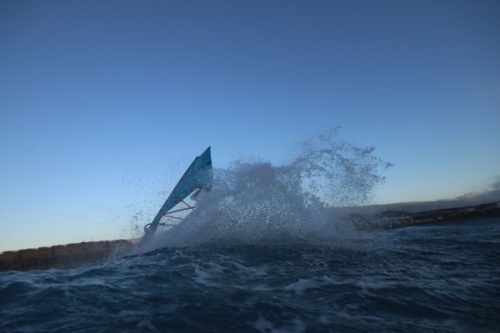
[1,201,499,272]
[347,201,500,231]
[0,239,134,273]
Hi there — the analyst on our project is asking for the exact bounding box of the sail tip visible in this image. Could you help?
[200,146,211,158]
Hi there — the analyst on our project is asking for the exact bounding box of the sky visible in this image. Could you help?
[1,0,499,251]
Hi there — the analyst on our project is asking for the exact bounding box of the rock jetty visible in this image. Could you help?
[0,239,135,272]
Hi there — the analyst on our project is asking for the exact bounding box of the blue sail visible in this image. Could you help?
[131,147,213,254]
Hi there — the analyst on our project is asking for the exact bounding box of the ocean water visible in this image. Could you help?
[1,133,498,332]
[1,217,499,332]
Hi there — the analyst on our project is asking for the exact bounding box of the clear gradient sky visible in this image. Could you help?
[1,0,499,251]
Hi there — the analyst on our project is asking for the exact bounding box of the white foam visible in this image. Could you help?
[283,278,321,294]
[231,261,268,276]
[193,264,218,287]
[137,319,158,332]
[249,315,306,333]
[115,310,158,332]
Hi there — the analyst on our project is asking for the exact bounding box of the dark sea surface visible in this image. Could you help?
[1,216,499,333]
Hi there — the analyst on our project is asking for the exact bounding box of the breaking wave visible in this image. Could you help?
[150,128,392,250]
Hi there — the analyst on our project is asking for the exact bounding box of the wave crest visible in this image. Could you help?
[151,129,392,249]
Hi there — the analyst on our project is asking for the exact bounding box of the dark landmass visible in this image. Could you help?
[345,201,500,231]
[0,239,135,273]
[1,201,499,272]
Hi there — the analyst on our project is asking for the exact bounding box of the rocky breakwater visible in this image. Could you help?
[0,239,135,272]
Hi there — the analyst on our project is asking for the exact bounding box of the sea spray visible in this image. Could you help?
[150,129,392,250]
[294,127,393,207]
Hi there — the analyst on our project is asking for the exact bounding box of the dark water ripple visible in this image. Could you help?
[1,217,499,332]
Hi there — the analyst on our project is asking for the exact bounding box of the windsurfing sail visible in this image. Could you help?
[131,147,213,255]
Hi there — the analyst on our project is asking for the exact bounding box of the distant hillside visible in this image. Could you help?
[337,201,500,231]
[334,188,500,217]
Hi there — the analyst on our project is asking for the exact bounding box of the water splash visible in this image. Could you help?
[295,127,393,207]
[151,128,392,249]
